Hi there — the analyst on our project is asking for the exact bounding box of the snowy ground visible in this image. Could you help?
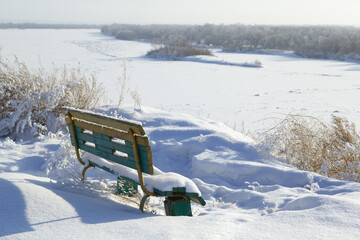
[1,106,360,239]
[1,29,360,239]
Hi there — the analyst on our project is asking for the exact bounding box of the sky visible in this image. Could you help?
[0,0,360,26]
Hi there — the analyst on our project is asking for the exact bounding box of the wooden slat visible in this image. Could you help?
[96,145,114,154]
[185,192,200,198]
[62,107,145,135]
[66,117,149,146]
[153,188,165,195]
[74,127,135,157]
[93,132,111,141]
[72,120,153,174]
[153,188,206,206]
[68,127,153,175]
[89,160,127,179]
[172,187,186,193]
[64,110,154,175]
[69,127,152,174]
[74,127,151,164]
[77,142,151,174]
[79,133,136,162]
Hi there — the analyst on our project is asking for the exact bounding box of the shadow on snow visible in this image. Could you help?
[0,178,34,237]
[27,179,156,225]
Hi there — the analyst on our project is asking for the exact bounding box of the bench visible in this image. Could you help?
[61,107,206,216]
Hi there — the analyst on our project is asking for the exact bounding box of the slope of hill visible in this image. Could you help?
[1,106,359,239]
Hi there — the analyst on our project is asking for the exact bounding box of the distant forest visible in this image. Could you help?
[101,24,360,61]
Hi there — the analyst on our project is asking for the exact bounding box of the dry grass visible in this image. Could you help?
[117,59,129,108]
[131,88,142,110]
[257,114,360,182]
[115,59,142,111]
[324,116,360,182]
[0,55,105,137]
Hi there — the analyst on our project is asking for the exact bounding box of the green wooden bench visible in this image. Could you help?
[62,107,206,216]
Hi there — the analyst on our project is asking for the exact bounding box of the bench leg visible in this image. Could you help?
[140,194,150,213]
[117,177,138,197]
[164,197,192,216]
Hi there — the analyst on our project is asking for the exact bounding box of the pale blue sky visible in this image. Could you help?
[0,0,359,25]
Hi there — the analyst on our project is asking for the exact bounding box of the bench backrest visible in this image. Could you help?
[63,108,154,174]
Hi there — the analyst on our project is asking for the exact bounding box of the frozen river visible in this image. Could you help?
[1,28,359,131]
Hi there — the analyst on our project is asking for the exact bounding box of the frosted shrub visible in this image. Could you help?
[0,55,105,138]
[44,137,83,183]
[131,88,142,110]
[323,116,360,182]
[43,137,114,194]
[258,114,360,182]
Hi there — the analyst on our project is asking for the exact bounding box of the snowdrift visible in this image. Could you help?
[1,106,360,239]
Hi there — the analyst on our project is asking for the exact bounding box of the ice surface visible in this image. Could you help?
[1,29,359,131]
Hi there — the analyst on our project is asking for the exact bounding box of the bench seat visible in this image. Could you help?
[83,152,206,206]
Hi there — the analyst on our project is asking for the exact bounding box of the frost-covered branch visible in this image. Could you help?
[0,55,105,138]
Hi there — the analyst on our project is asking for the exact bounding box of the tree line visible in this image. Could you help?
[101,24,360,61]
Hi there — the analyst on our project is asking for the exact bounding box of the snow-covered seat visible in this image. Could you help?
[62,107,205,216]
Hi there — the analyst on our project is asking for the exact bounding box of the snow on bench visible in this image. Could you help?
[83,152,201,194]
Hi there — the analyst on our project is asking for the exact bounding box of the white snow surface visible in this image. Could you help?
[0,29,360,239]
[1,106,360,239]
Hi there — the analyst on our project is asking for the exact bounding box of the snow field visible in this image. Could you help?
[0,29,360,239]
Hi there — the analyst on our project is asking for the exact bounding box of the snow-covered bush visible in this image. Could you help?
[0,55,105,138]
[43,135,83,183]
[43,135,122,197]
[258,114,360,182]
